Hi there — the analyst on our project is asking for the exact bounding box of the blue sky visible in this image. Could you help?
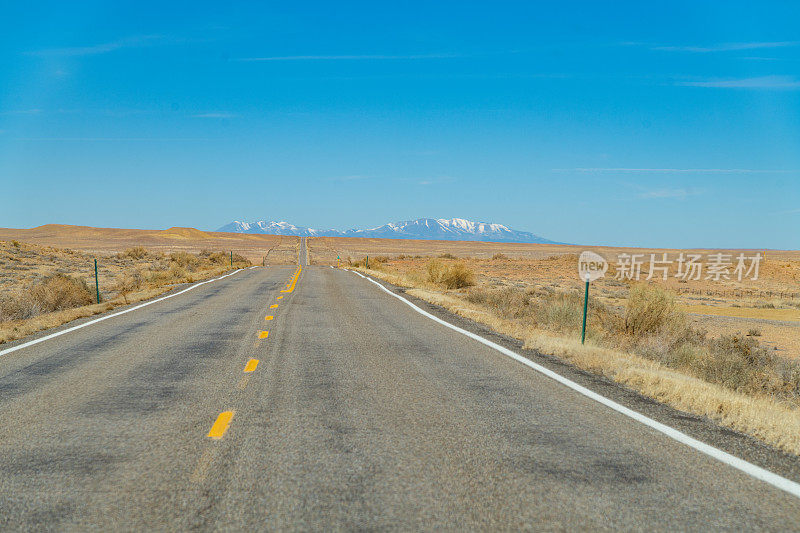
[1,1,798,248]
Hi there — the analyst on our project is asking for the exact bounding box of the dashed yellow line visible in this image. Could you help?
[204,267,301,445]
[208,411,234,439]
[280,266,302,293]
[277,296,283,300]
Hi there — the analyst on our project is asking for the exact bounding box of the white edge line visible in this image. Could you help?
[0,268,250,358]
[355,271,800,500]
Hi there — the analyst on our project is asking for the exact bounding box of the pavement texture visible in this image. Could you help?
[1,239,800,530]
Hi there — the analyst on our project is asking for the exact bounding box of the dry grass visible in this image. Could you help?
[624,284,684,336]
[357,265,800,455]
[0,241,253,345]
[0,224,300,265]
[0,274,95,321]
[314,240,800,361]
[426,259,475,289]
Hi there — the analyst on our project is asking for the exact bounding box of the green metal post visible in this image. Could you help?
[366,255,369,269]
[94,258,101,304]
[230,251,233,268]
[581,279,589,344]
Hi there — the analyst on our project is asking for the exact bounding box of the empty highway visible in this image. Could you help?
[1,239,800,530]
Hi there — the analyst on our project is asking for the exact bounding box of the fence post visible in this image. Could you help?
[230,251,233,268]
[366,255,369,269]
[581,277,589,344]
[94,258,100,304]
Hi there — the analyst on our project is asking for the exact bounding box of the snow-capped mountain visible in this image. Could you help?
[217,218,558,244]
[217,220,317,236]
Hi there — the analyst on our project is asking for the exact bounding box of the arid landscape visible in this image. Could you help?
[308,236,800,359]
[6,2,800,527]
[0,225,301,344]
[3,225,797,361]
[304,235,800,453]
[3,225,800,454]
[0,224,300,265]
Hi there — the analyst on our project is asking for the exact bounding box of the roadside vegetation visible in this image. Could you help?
[0,241,250,344]
[354,256,800,455]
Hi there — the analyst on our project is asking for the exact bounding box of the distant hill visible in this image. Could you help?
[217,217,559,244]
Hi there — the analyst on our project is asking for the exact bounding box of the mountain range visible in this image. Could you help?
[216,218,558,244]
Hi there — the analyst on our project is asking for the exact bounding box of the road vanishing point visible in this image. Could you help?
[2,238,800,530]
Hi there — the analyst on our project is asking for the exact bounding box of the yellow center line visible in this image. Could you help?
[244,358,259,372]
[270,304,278,309]
[280,266,302,293]
[258,330,269,339]
[208,411,235,439]
[265,315,274,321]
[277,296,283,300]
[237,375,251,390]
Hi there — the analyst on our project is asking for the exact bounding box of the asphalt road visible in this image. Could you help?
[1,239,800,530]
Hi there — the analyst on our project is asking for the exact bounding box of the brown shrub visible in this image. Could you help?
[169,252,200,271]
[624,284,685,336]
[231,252,249,265]
[426,260,475,289]
[118,246,149,260]
[426,259,445,283]
[536,292,584,332]
[441,263,475,289]
[115,270,145,303]
[467,285,619,339]
[466,287,535,320]
[350,255,387,269]
[200,250,235,265]
[0,274,94,321]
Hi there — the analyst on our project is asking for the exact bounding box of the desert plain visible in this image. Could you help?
[1,224,798,359]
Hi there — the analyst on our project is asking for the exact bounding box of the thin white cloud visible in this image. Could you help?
[554,167,795,173]
[637,188,699,199]
[677,76,800,88]
[654,41,798,53]
[418,176,457,186]
[28,35,165,57]
[0,109,43,115]
[191,113,237,118]
[329,175,372,182]
[13,137,209,141]
[237,53,460,62]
